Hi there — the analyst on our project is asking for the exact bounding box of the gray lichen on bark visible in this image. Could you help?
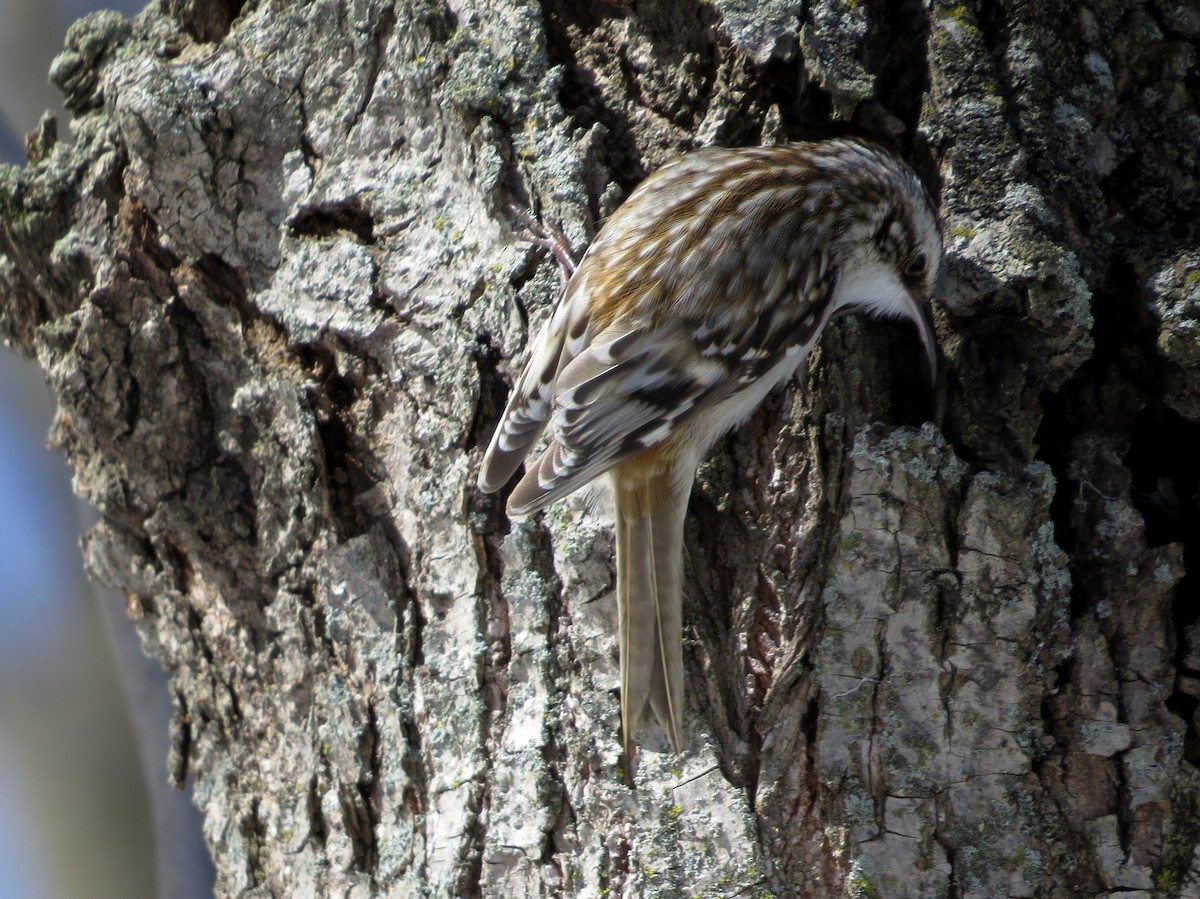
[2,0,1199,896]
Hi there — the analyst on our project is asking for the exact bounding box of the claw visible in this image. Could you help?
[507,204,579,286]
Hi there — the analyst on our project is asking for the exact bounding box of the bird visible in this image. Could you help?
[477,138,942,756]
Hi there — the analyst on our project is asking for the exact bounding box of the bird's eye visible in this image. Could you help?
[906,252,928,276]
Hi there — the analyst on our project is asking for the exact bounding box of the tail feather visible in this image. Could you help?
[615,472,688,754]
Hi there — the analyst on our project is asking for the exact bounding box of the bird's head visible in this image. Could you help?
[823,142,943,381]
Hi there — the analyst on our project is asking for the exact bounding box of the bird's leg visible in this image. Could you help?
[507,204,578,287]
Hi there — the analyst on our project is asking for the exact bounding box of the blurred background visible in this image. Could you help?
[0,0,214,896]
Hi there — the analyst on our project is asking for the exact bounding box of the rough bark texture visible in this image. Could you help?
[2,0,1199,896]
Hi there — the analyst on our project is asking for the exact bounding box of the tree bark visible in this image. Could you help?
[2,0,1198,896]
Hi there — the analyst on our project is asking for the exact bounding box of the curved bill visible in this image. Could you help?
[905,290,938,385]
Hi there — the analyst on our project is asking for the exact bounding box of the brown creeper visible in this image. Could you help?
[479,138,942,755]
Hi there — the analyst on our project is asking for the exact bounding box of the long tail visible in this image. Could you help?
[614,471,689,755]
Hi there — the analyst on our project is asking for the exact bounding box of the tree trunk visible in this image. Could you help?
[2,0,1198,895]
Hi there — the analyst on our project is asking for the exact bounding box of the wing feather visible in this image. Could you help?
[505,295,824,516]
[476,276,593,493]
